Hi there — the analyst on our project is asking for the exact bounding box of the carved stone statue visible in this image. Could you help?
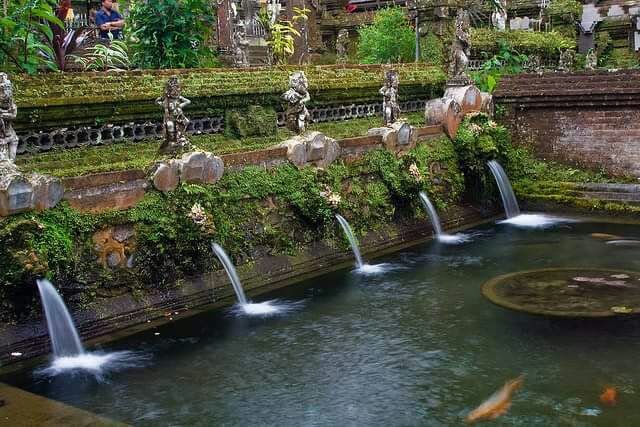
[156,76,191,154]
[380,70,400,126]
[491,0,507,31]
[0,73,18,163]
[282,71,311,134]
[266,0,281,26]
[336,29,349,64]
[448,9,472,85]
[558,49,574,72]
[585,49,598,70]
[232,22,250,68]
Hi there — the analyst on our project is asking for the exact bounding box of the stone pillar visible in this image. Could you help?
[217,0,234,54]
[287,0,320,64]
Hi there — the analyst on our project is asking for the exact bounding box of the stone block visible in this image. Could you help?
[480,92,494,117]
[0,162,63,216]
[152,160,180,192]
[281,132,340,168]
[31,174,64,211]
[424,97,464,139]
[180,151,224,184]
[444,85,482,114]
[368,121,416,154]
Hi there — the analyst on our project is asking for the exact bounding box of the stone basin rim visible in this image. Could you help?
[481,267,640,318]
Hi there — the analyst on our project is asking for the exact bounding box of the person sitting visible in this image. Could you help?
[95,0,124,40]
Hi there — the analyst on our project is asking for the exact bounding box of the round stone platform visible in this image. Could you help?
[482,268,640,317]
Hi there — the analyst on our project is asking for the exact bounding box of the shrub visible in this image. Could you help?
[128,0,217,69]
[471,28,575,58]
[224,106,278,138]
[420,33,446,66]
[357,7,415,64]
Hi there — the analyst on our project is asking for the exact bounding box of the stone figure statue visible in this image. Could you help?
[558,49,574,72]
[232,22,250,68]
[448,9,471,84]
[336,29,349,64]
[156,76,191,154]
[491,0,507,31]
[379,70,400,126]
[266,0,281,25]
[585,49,598,70]
[0,73,18,163]
[282,71,311,134]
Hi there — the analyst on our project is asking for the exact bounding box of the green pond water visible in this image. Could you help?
[5,218,640,426]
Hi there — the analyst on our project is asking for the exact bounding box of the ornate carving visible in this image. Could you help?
[491,0,507,31]
[558,49,574,72]
[336,29,349,64]
[585,49,598,70]
[0,73,18,163]
[232,22,250,68]
[448,9,472,85]
[379,70,400,125]
[156,76,192,154]
[282,71,311,134]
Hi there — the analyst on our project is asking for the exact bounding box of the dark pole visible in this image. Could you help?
[415,14,420,62]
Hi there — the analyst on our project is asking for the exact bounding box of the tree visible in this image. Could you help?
[357,7,415,64]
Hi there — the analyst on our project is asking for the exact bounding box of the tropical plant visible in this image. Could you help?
[259,7,309,65]
[47,0,93,70]
[357,7,414,64]
[72,34,130,71]
[472,41,528,92]
[128,0,216,69]
[0,0,63,73]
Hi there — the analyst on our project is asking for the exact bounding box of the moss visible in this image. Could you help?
[1,136,464,322]
[224,105,278,139]
[470,28,576,58]
[16,112,424,177]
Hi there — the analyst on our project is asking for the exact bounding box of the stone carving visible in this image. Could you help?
[232,22,250,68]
[0,162,63,216]
[151,151,224,192]
[266,0,282,25]
[491,0,507,31]
[156,76,192,154]
[0,73,18,163]
[448,9,472,85]
[379,70,400,126]
[336,29,349,64]
[585,49,598,70]
[280,131,340,168]
[93,225,136,268]
[282,71,311,134]
[558,49,574,72]
[368,121,417,154]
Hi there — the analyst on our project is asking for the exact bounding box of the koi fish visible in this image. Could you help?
[600,386,617,406]
[465,375,524,423]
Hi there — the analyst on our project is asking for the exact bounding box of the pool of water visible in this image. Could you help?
[5,218,640,426]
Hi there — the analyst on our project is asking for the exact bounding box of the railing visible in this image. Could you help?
[246,18,266,38]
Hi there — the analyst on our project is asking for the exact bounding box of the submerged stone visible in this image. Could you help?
[482,268,640,317]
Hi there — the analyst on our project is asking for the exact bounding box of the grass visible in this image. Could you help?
[16,113,424,178]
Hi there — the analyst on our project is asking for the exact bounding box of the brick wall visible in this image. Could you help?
[494,70,640,177]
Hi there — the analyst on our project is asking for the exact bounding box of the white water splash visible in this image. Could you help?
[437,233,472,244]
[36,350,149,380]
[498,214,574,228]
[231,299,302,317]
[355,263,395,275]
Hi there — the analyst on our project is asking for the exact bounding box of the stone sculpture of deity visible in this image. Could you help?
[491,0,507,31]
[558,49,574,72]
[233,22,250,68]
[585,49,598,70]
[336,29,349,64]
[282,71,311,134]
[448,9,471,84]
[156,76,191,154]
[0,73,18,163]
[379,70,400,126]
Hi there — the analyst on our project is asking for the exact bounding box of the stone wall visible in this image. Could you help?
[493,70,640,177]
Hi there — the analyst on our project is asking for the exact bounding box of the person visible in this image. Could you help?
[95,0,124,40]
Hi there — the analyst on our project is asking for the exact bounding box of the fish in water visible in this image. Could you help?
[600,386,617,406]
[465,375,524,423]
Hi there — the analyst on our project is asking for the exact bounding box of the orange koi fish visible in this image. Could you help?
[465,375,524,424]
[600,386,617,406]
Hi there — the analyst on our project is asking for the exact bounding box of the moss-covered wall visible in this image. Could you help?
[0,135,466,324]
[11,65,446,131]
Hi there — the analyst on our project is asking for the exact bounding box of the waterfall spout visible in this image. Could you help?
[335,214,364,269]
[36,279,84,358]
[211,243,248,305]
[487,160,521,218]
[419,191,443,236]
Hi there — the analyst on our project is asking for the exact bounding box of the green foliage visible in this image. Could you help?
[546,0,582,23]
[0,0,63,73]
[357,7,415,64]
[224,105,278,138]
[472,41,528,93]
[420,33,446,66]
[72,35,130,71]
[128,0,216,69]
[471,28,575,58]
[262,7,309,65]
